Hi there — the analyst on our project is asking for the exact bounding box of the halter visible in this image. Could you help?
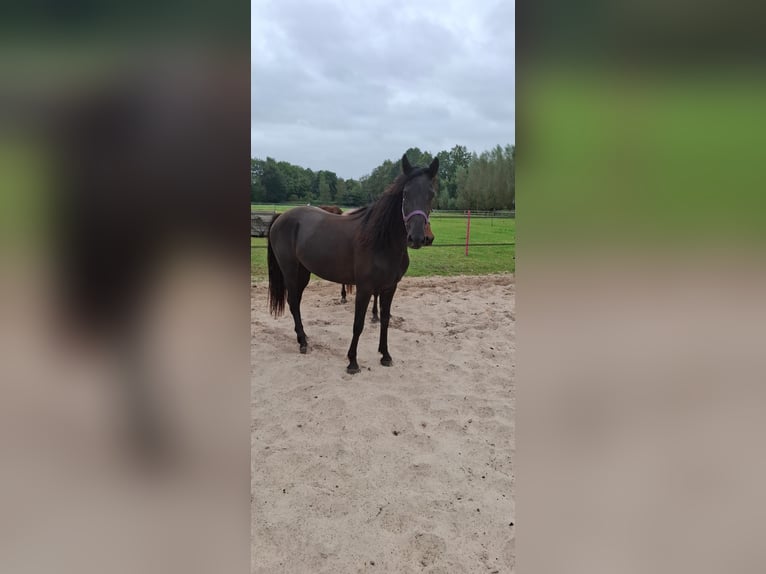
[402,207,429,224]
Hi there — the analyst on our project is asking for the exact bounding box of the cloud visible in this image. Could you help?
[252,0,515,178]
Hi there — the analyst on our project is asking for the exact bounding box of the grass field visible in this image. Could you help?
[250,210,515,279]
[251,204,356,212]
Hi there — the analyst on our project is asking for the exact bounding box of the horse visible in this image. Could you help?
[267,153,438,373]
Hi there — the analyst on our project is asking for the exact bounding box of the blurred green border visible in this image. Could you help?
[521,66,766,246]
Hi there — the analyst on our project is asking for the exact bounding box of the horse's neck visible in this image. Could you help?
[361,193,408,254]
[386,223,409,255]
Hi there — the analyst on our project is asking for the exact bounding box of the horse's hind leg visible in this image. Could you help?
[371,294,379,323]
[287,266,311,353]
[341,284,346,303]
[377,287,396,366]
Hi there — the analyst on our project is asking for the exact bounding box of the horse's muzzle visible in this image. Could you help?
[407,236,424,249]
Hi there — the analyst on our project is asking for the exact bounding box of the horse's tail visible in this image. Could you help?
[267,213,286,317]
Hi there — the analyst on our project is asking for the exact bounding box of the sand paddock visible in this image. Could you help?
[251,274,515,573]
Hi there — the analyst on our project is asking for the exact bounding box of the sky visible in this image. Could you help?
[251,0,514,180]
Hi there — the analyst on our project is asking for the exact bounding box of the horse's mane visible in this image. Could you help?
[356,168,429,251]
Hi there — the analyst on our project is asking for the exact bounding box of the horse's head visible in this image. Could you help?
[401,153,438,249]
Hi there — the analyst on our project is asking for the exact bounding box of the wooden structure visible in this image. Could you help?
[251,211,276,237]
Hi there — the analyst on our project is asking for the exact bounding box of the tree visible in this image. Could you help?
[251,142,514,210]
[455,165,472,210]
[261,157,286,203]
[277,161,313,203]
[360,159,397,200]
[317,172,332,204]
[335,178,347,205]
[446,145,472,199]
[342,178,365,206]
[436,187,450,210]
[250,159,265,202]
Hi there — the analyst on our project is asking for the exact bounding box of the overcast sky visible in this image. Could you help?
[251,0,514,179]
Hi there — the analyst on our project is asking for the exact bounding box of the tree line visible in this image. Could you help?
[251,144,514,211]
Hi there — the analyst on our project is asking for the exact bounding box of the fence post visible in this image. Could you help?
[465,210,471,256]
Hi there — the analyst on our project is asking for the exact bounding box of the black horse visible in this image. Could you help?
[267,153,438,373]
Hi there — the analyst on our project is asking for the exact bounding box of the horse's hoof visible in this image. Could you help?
[346,365,360,374]
[371,315,379,323]
[299,345,307,354]
[381,357,393,367]
[341,298,346,304]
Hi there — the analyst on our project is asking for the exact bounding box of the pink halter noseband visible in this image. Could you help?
[402,208,429,224]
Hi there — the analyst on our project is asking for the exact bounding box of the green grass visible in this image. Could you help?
[251,204,294,212]
[251,203,361,213]
[250,213,515,279]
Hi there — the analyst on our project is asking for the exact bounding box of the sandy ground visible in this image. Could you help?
[251,274,515,573]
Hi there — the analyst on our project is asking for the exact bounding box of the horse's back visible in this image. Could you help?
[269,206,357,284]
[273,206,356,237]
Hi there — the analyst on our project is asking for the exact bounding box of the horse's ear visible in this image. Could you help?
[428,156,439,178]
[402,154,413,175]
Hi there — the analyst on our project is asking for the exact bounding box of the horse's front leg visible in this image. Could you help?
[377,287,397,366]
[346,289,372,374]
